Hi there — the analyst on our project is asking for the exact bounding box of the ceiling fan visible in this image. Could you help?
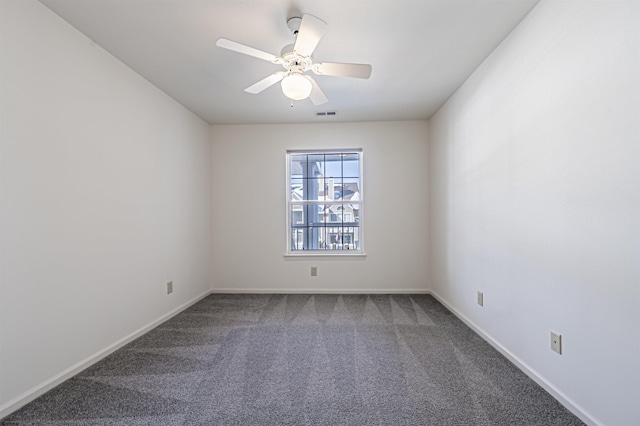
[216,14,372,105]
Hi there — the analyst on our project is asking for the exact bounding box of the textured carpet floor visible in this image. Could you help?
[1,294,584,425]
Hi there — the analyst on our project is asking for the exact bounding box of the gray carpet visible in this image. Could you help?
[1,294,584,425]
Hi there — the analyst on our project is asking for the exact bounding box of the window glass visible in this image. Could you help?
[287,150,362,253]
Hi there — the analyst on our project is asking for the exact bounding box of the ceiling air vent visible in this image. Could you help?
[316,111,338,117]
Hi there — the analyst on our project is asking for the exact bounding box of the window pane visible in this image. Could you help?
[340,177,360,201]
[323,177,342,200]
[303,176,321,201]
[307,154,325,178]
[324,202,359,224]
[326,225,359,250]
[291,225,305,250]
[291,154,323,201]
[317,227,329,250]
[290,204,325,250]
[290,178,303,201]
[290,154,306,179]
[325,155,342,178]
[290,225,325,250]
[325,203,342,224]
[290,206,304,226]
[350,203,361,223]
[318,203,329,224]
[342,154,359,178]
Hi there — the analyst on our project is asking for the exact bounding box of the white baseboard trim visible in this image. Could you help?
[211,288,429,294]
[428,290,602,426]
[0,290,211,420]
[8,289,593,423]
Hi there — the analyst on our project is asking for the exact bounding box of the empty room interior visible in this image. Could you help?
[1,0,638,425]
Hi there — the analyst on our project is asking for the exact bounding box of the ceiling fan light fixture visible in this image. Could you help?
[281,73,312,100]
[217,14,371,106]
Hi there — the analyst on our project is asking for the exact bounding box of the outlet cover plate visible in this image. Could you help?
[311,267,318,277]
[167,281,173,294]
[477,291,483,306]
[551,331,562,354]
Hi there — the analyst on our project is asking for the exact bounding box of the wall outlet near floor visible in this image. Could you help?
[166,281,173,294]
[477,291,484,306]
[311,266,318,277]
[551,331,562,354]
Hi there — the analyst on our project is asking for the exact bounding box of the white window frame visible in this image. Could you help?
[285,149,365,257]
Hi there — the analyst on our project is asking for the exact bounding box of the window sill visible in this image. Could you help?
[284,252,367,260]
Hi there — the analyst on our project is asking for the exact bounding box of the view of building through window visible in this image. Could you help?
[287,150,362,252]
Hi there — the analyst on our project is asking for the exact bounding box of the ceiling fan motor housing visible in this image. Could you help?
[280,49,313,72]
[287,17,302,35]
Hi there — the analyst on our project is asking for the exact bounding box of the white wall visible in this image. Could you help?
[211,121,429,293]
[428,1,639,425]
[0,0,212,414]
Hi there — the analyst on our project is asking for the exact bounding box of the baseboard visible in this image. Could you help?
[428,290,603,426]
[211,288,430,294]
[0,290,211,420]
[9,289,595,423]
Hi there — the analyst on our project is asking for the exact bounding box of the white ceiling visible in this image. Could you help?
[38,0,539,125]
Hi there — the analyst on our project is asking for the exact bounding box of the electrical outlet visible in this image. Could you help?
[311,267,317,277]
[551,331,562,354]
[167,281,173,295]
[477,291,483,306]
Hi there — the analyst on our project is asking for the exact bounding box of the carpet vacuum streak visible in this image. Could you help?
[1,294,584,425]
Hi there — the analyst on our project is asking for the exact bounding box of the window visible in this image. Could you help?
[287,150,363,254]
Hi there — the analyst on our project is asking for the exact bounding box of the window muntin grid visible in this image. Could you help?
[287,150,362,253]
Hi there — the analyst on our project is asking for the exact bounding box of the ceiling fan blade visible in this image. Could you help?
[308,77,328,105]
[293,14,327,57]
[313,62,372,79]
[216,38,279,62]
[245,72,286,94]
